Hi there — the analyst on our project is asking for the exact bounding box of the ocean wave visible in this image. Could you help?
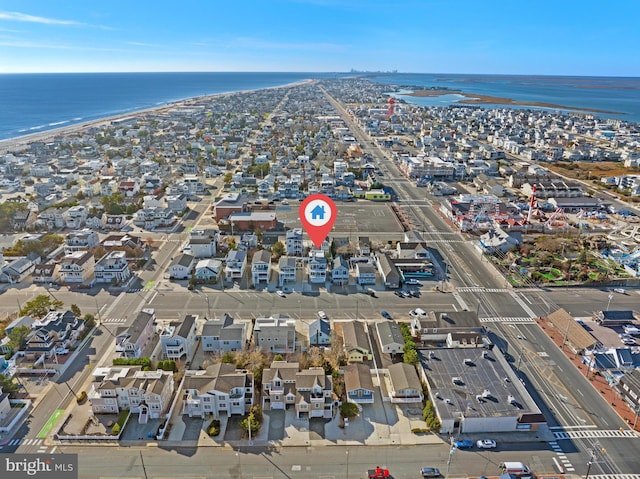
[73,117,83,121]
[29,125,47,131]
[49,120,70,127]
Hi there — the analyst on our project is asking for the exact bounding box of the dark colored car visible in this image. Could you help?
[454,439,474,449]
[420,467,441,477]
[380,310,392,319]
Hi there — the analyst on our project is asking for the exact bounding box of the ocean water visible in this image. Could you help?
[369,73,640,122]
[0,72,343,141]
[1,72,639,142]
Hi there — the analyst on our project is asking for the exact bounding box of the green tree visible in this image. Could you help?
[7,326,30,351]
[340,402,359,418]
[404,349,419,365]
[20,295,63,318]
[223,172,233,184]
[221,351,236,364]
[271,241,285,260]
[0,375,20,397]
[70,304,82,318]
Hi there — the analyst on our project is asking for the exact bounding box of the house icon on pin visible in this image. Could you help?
[310,205,325,220]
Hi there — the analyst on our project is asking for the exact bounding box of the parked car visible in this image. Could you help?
[476,439,497,449]
[454,439,474,449]
[318,311,328,319]
[394,291,404,298]
[380,310,392,319]
[613,288,626,294]
[420,467,441,477]
[400,290,411,298]
[276,290,286,297]
[405,279,422,286]
[621,338,636,345]
[55,348,69,355]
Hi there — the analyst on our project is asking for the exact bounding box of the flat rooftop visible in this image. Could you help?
[422,347,540,420]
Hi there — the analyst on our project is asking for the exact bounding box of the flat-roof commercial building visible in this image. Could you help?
[419,347,544,434]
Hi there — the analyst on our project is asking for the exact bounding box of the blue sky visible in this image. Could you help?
[0,0,638,75]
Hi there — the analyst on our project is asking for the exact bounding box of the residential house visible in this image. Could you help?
[387,362,423,403]
[12,209,37,231]
[168,254,195,280]
[344,363,375,404]
[115,308,156,359]
[342,321,372,362]
[64,205,88,229]
[188,229,217,258]
[88,367,174,424]
[356,263,376,285]
[160,314,198,360]
[194,259,223,283]
[331,255,350,285]
[181,363,254,418]
[200,314,246,352]
[376,253,400,289]
[32,263,59,284]
[58,250,95,285]
[254,315,297,353]
[376,321,405,355]
[0,257,35,283]
[262,361,334,418]
[103,214,126,230]
[24,310,85,360]
[308,249,327,284]
[65,229,100,254]
[286,228,304,256]
[133,207,175,230]
[308,318,331,346]
[357,236,371,256]
[251,250,271,286]
[615,369,640,413]
[278,256,297,287]
[165,193,187,214]
[224,250,247,282]
[94,250,131,284]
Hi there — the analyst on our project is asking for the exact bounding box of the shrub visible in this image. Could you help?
[111,423,121,435]
[340,402,359,418]
[208,419,221,436]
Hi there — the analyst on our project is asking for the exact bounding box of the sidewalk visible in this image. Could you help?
[535,316,640,431]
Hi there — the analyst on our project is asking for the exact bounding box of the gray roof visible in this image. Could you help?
[376,321,404,346]
[177,314,197,339]
[422,347,540,420]
[173,253,195,268]
[252,249,272,265]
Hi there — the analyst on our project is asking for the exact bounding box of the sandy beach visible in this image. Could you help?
[0,79,314,155]
[405,89,621,115]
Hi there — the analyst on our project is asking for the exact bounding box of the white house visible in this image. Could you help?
[200,314,246,352]
[225,250,247,282]
[308,249,327,284]
[194,259,223,283]
[94,250,131,284]
[181,363,254,418]
[160,314,198,360]
[278,256,297,287]
[188,229,217,258]
[331,255,350,285]
[168,254,195,280]
[251,250,271,286]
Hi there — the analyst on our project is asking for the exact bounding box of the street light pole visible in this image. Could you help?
[607,293,614,311]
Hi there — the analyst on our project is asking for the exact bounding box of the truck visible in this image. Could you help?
[368,466,391,478]
[500,462,531,476]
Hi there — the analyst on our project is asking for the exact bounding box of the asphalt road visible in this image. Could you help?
[55,442,561,479]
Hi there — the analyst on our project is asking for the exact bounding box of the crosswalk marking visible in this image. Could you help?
[588,475,640,479]
[101,318,127,323]
[548,440,575,472]
[458,287,542,293]
[554,429,640,440]
[479,316,536,323]
[7,438,44,447]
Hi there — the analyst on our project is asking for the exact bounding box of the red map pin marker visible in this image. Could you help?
[299,194,337,248]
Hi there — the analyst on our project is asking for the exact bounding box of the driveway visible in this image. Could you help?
[265,409,285,441]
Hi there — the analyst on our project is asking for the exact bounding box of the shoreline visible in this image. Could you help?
[404,89,622,115]
[0,79,314,154]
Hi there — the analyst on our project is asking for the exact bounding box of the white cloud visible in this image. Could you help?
[0,10,81,25]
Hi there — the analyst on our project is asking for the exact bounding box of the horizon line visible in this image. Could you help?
[0,70,639,79]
